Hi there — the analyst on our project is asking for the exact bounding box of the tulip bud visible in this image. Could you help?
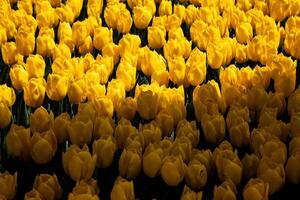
[148,26,166,49]
[142,143,164,178]
[133,6,152,29]
[257,157,285,194]
[118,33,141,57]
[53,113,71,144]
[102,43,120,65]
[33,174,62,200]
[259,138,287,164]
[46,74,69,101]
[15,26,35,56]
[1,42,18,65]
[213,179,237,200]
[30,129,57,164]
[159,0,172,16]
[161,155,186,186]
[110,176,135,200]
[176,120,200,148]
[242,153,260,180]
[168,57,186,86]
[119,148,142,179]
[9,64,29,91]
[155,111,174,137]
[171,136,192,163]
[24,78,46,107]
[0,84,16,107]
[201,113,226,144]
[250,128,272,154]
[30,106,54,133]
[185,160,207,190]
[93,27,113,51]
[181,185,203,200]
[62,144,96,181]
[0,103,12,129]
[215,150,243,185]
[93,135,117,168]
[0,172,17,200]
[68,113,93,146]
[116,97,137,121]
[115,118,138,150]
[229,121,250,148]
[243,178,269,200]
[139,122,162,147]
[107,79,126,111]
[6,124,31,161]
[137,89,159,120]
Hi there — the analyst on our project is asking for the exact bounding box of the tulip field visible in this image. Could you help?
[0,0,300,199]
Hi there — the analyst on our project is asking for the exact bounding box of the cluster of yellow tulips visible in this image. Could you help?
[0,0,300,199]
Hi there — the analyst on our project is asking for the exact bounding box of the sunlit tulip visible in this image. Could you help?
[110,176,135,200]
[33,174,62,200]
[159,0,172,16]
[0,103,12,129]
[93,27,113,51]
[102,43,120,65]
[117,97,137,121]
[9,63,29,91]
[15,26,35,56]
[24,78,46,107]
[116,7,132,33]
[133,6,152,29]
[147,26,166,49]
[0,172,17,200]
[119,33,141,57]
[236,22,253,44]
[90,96,114,118]
[46,74,69,101]
[1,42,18,65]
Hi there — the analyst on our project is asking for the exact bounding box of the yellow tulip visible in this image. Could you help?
[168,57,186,86]
[236,22,253,44]
[68,79,86,104]
[285,151,300,184]
[235,43,248,63]
[87,0,103,18]
[33,174,62,200]
[110,176,135,200]
[159,0,172,16]
[155,111,174,137]
[118,33,141,57]
[259,138,287,164]
[9,64,28,91]
[30,129,57,164]
[68,113,93,146]
[166,14,182,31]
[119,148,142,179]
[62,144,96,181]
[0,26,7,46]
[24,189,43,200]
[181,185,202,200]
[139,121,162,147]
[25,55,46,79]
[133,6,152,29]
[213,179,237,200]
[147,26,166,49]
[36,8,59,28]
[116,61,136,92]
[53,113,71,144]
[37,28,56,57]
[0,172,17,200]
[251,66,271,89]
[117,7,132,34]
[257,157,285,194]
[142,143,164,178]
[288,86,300,116]
[30,106,54,133]
[115,118,138,150]
[161,155,186,186]
[137,89,159,120]
[77,103,97,123]
[1,42,18,65]
[79,36,93,55]
[191,149,214,178]
[247,86,268,118]
[6,124,31,161]
[93,27,113,51]
[241,153,260,180]
[0,103,12,129]
[185,47,206,86]
[140,48,166,76]
[93,116,114,139]
[116,97,137,121]
[184,5,198,26]
[15,26,35,56]
[289,137,300,156]
[176,120,199,148]
[56,4,75,24]
[250,128,272,154]
[46,74,69,101]
[201,113,226,144]
[174,4,185,21]
[215,150,243,185]
[106,79,126,110]
[185,160,207,190]
[68,179,99,200]
[229,121,250,148]
[102,43,120,65]
[90,96,114,118]
[93,135,117,168]
[243,178,269,200]
[57,22,74,51]
[0,84,16,107]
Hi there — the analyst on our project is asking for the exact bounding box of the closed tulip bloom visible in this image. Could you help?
[106,79,126,110]
[24,189,43,200]
[15,26,35,56]
[289,137,300,156]
[243,178,269,200]
[143,143,164,178]
[30,106,54,133]
[250,128,272,154]
[285,151,300,184]
[161,155,186,186]
[116,61,136,92]
[185,160,207,190]
[102,43,120,65]
[62,144,97,181]
[140,49,167,76]
[257,157,285,195]
[6,124,31,161]
[118,34,141,57]
[53,113,71,144]
[1,42,18,65]
[68,79,86,104]
[93,135,117,168]
[30,129,57,164]
[235,43,248,63]
[242,153,260,180]
[37,33,56,58]
[24,78,46,107]
[78,36,93,55]
[176,120,200,148]
[93,116,114,139]
[151,70,169,86]
[247,87,268,118]
[133,6,152,29]
[25,55,46,79]
[0,172,17,200]
[229,121,250,148]
[259,138,287,164]
[68,114,93,146]
[115,118,138,150]
[46,74,69,101]
[117,8,132,34]
[93,27,113,51]
[110,176,135,200]
[168,57,186,86]
[155,111,174,137]
[33,174,62,200]
[236,22,253,44]
[215,150,243,185]
[201,113,226,144]
[185,47,206,86]
[148,26,166,49]
[117,97,137,121]
[192,149,215,178]
[119,149,142,179]
[213,179,237,200]
[90,96,114,118]
[137,89,159,120]
[0,84,16,107]
[9,63,29,90]
[181,185,203,200]
[0,103,12,129]
[159,0,172,16]
[68,179,99,200]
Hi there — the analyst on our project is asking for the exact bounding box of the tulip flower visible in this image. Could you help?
[201,113,226,144]
[0,103,12,129]
[33,174,62,200]
[68,113,93,146]
[102,43,120,65]
[159,0,172,16]
[15,26,35,56]
[181,185,202,200]
[110,176,135,200]
[93,135,117,168]
[93,116,114,139]
[116,6,132,34]
[285,151,300,184]
[30,106,54,133]
[53,113,71,144]
[93,27,113,51]
[161,155,186,186]
[139,121,162,147]
[155,111,174,137]
[115,118,138,150]
[243,178,269,200]
[106,79,126,110]
[259,138,287,164]
[250,128,272,154]
[1,42,18,65]
[242,153,260,180]
[87,0,103,18]
[24,189,43,200]
[119,148,142,179]
[185,47,206,86]
[213,179,237,200]
[236,22,253,44]
[0,172,17,200]
[116,60,137,92]
[142,143,164,178]
[133,6,152,29]
[147,26,166,49]
[9,63,29,90]
[6,124,31,161]
[68,179,99,200]
[90,96,114,119]
[62,144,96,181]
[24,78,46,108]
[116,97,137,121]
[289,137,300,156]
[30,129,57,164]
[185,159,207,190]
[235,43,248,63]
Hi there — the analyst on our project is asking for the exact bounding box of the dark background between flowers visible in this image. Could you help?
[0,0,300,199]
